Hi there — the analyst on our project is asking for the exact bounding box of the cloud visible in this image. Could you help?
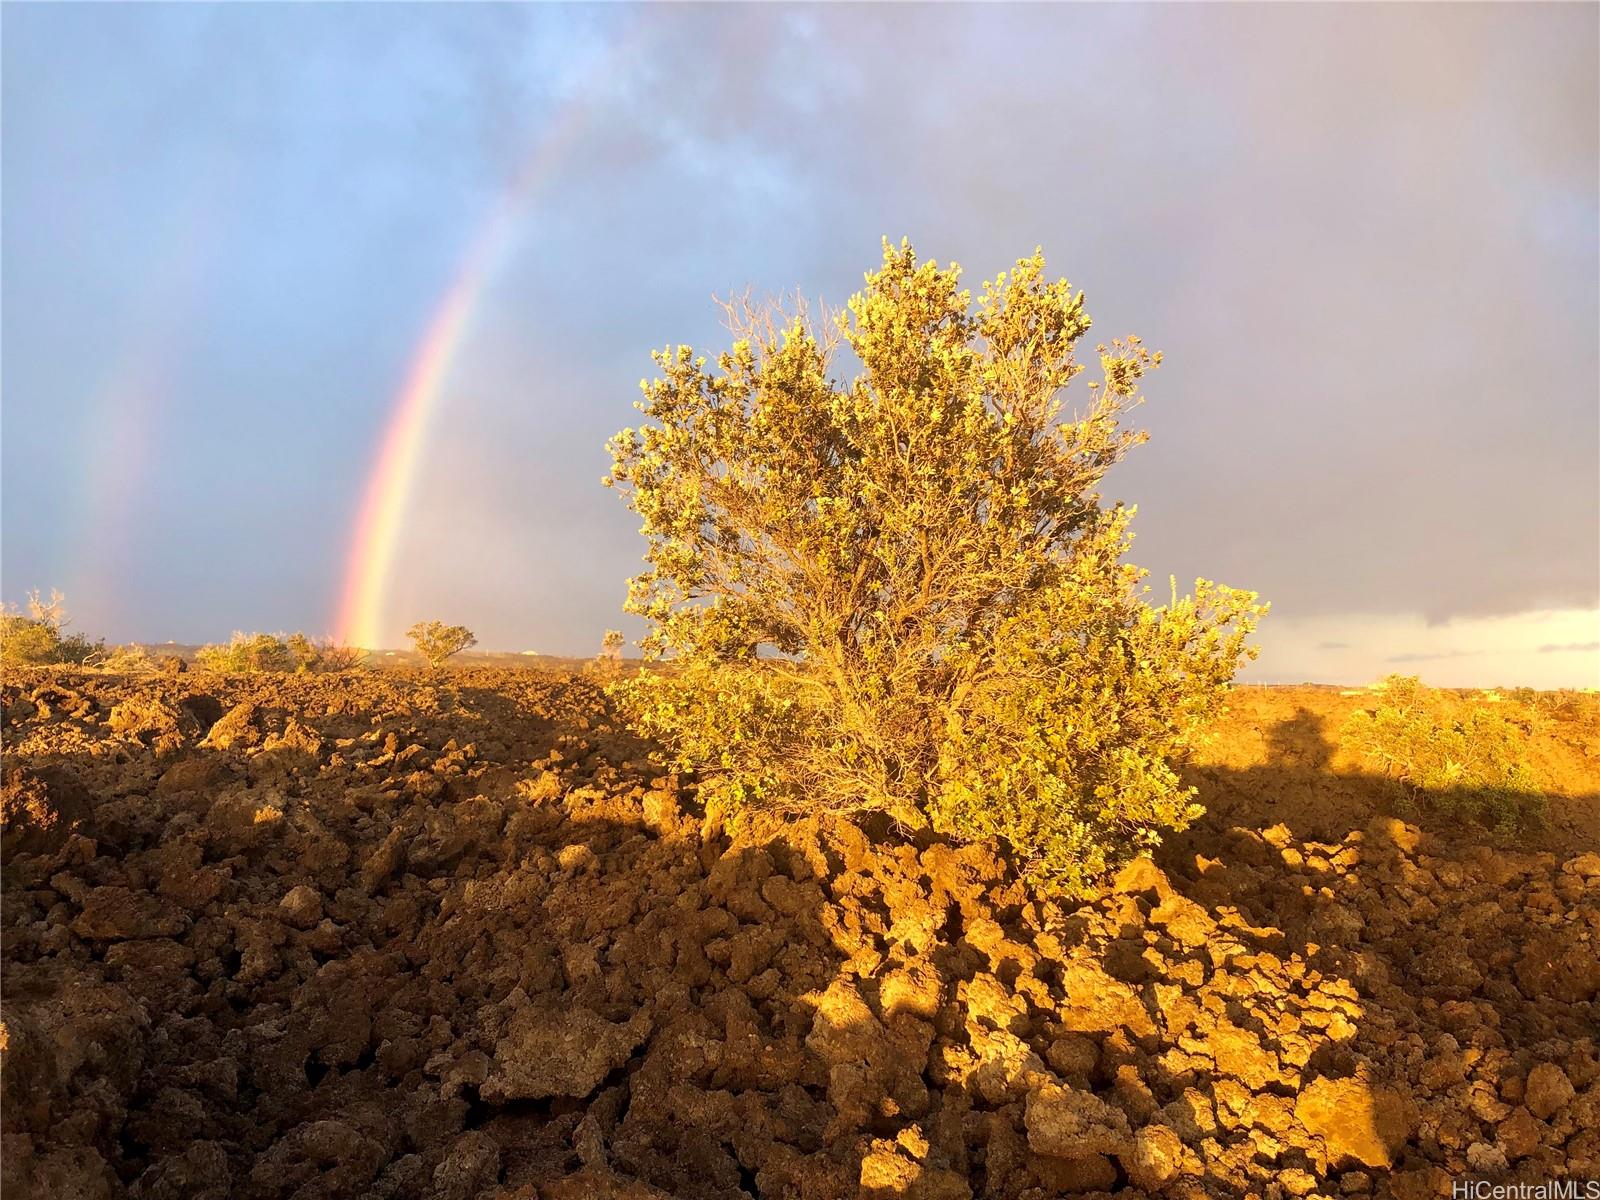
[1539,642,1600,654]
[1,4,1595,653]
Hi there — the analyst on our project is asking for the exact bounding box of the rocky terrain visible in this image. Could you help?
[2,668,1596,1199]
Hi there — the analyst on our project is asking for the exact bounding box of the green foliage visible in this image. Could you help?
[1,590,104,667]
[605,241,1266,894]
[195,632,363,674]
[196,632,296,674]
[407,620,477,669]
[1343,675,1546,834]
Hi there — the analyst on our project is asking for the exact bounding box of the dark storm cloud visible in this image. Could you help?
[2,4,1596,668]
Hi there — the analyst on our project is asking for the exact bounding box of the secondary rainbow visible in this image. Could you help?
[334,97,597,650]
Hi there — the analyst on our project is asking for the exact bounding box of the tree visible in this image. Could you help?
[407,620,477,669]
[605,241,1266,893]
[601,630,625,660]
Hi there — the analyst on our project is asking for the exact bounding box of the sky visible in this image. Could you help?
[2,3,1596,687]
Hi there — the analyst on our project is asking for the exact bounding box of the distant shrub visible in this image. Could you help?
[197,632,296,674]
[197,631,365,674]
[96,644,158,674]
[605,241,1266,895]
[1,590,105,668]
[407,621,477,669]
[285,633,366,673]
[1343,675,1545,834]
[588,629,626,679]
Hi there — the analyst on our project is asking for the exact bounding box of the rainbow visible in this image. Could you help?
[334,86,605,650]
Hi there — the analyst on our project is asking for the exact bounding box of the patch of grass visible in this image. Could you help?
[1343,675,1547,835]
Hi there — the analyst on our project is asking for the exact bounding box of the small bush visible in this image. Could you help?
[588,630,627,680]
[285,633,366,673]
[1343,675,1545,834]
[197,632,296,674]
[605,241,1265,894]
[407,621,476,669]
[96,644,158,674]
[1,590,104,667]
[197,632,365,674]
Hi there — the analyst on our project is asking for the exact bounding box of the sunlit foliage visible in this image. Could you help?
[606,241,1266,893]
[1344,675,1546,834]
[196,632,365,674]
[407,620,477,669]
[0,589,103,667]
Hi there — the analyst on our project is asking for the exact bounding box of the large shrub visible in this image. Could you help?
[605,242,1265,893]
[1343,675,1545,834]
[0,590,103,667]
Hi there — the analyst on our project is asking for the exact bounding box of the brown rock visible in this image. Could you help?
[859,1141,971,1200]
[1515,932,1600,1002]
[1,765,91,860]
[1524,1063,1575,1120]
[806,978,884,1064]
[1149,894,1215,948]
[1024,1082,1133,1159]
[1059,963,1154,1038]
[154,756,225,797]
[201,701,261,750]
[1029,1151,1117,1193]
[482,1006,651,1102]
[278,885,322,930]
[1122,1123,1186,1190]
[542,1169,673,1199]
[1294,1076,1410,1169]
[1204,1018,1281,1091]
[431,1132,500,1200]
[1565,851,1600,879]
[1045,1035,1099,1080]
[1365,816,1424,854]
[71,886,186,941]
[1112,857,1173,899]
[1496,1106,1543,1161]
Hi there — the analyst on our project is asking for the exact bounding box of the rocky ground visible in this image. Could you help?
[2,668,1596,1199]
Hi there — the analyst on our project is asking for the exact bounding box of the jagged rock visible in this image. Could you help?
[277,885,323,930]
[71,887,186,941]
[1515,932,1600,1002]
[200,701,261,750]
[1024,1082,1133,1159]
[432,1132,500,1200]
[482,1005,652,1102]
[1295,1076,1409,1169]
[859,1140,971,1200]
[1524,1063,1575,1120]
[1123,1123,1187,1190]
[1,765,91,860]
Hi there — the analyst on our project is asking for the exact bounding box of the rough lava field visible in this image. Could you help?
[2,667,1597,1200]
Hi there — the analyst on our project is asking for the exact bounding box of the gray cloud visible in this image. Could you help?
[1387,650,1484,664]
[2,3,1595,660]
